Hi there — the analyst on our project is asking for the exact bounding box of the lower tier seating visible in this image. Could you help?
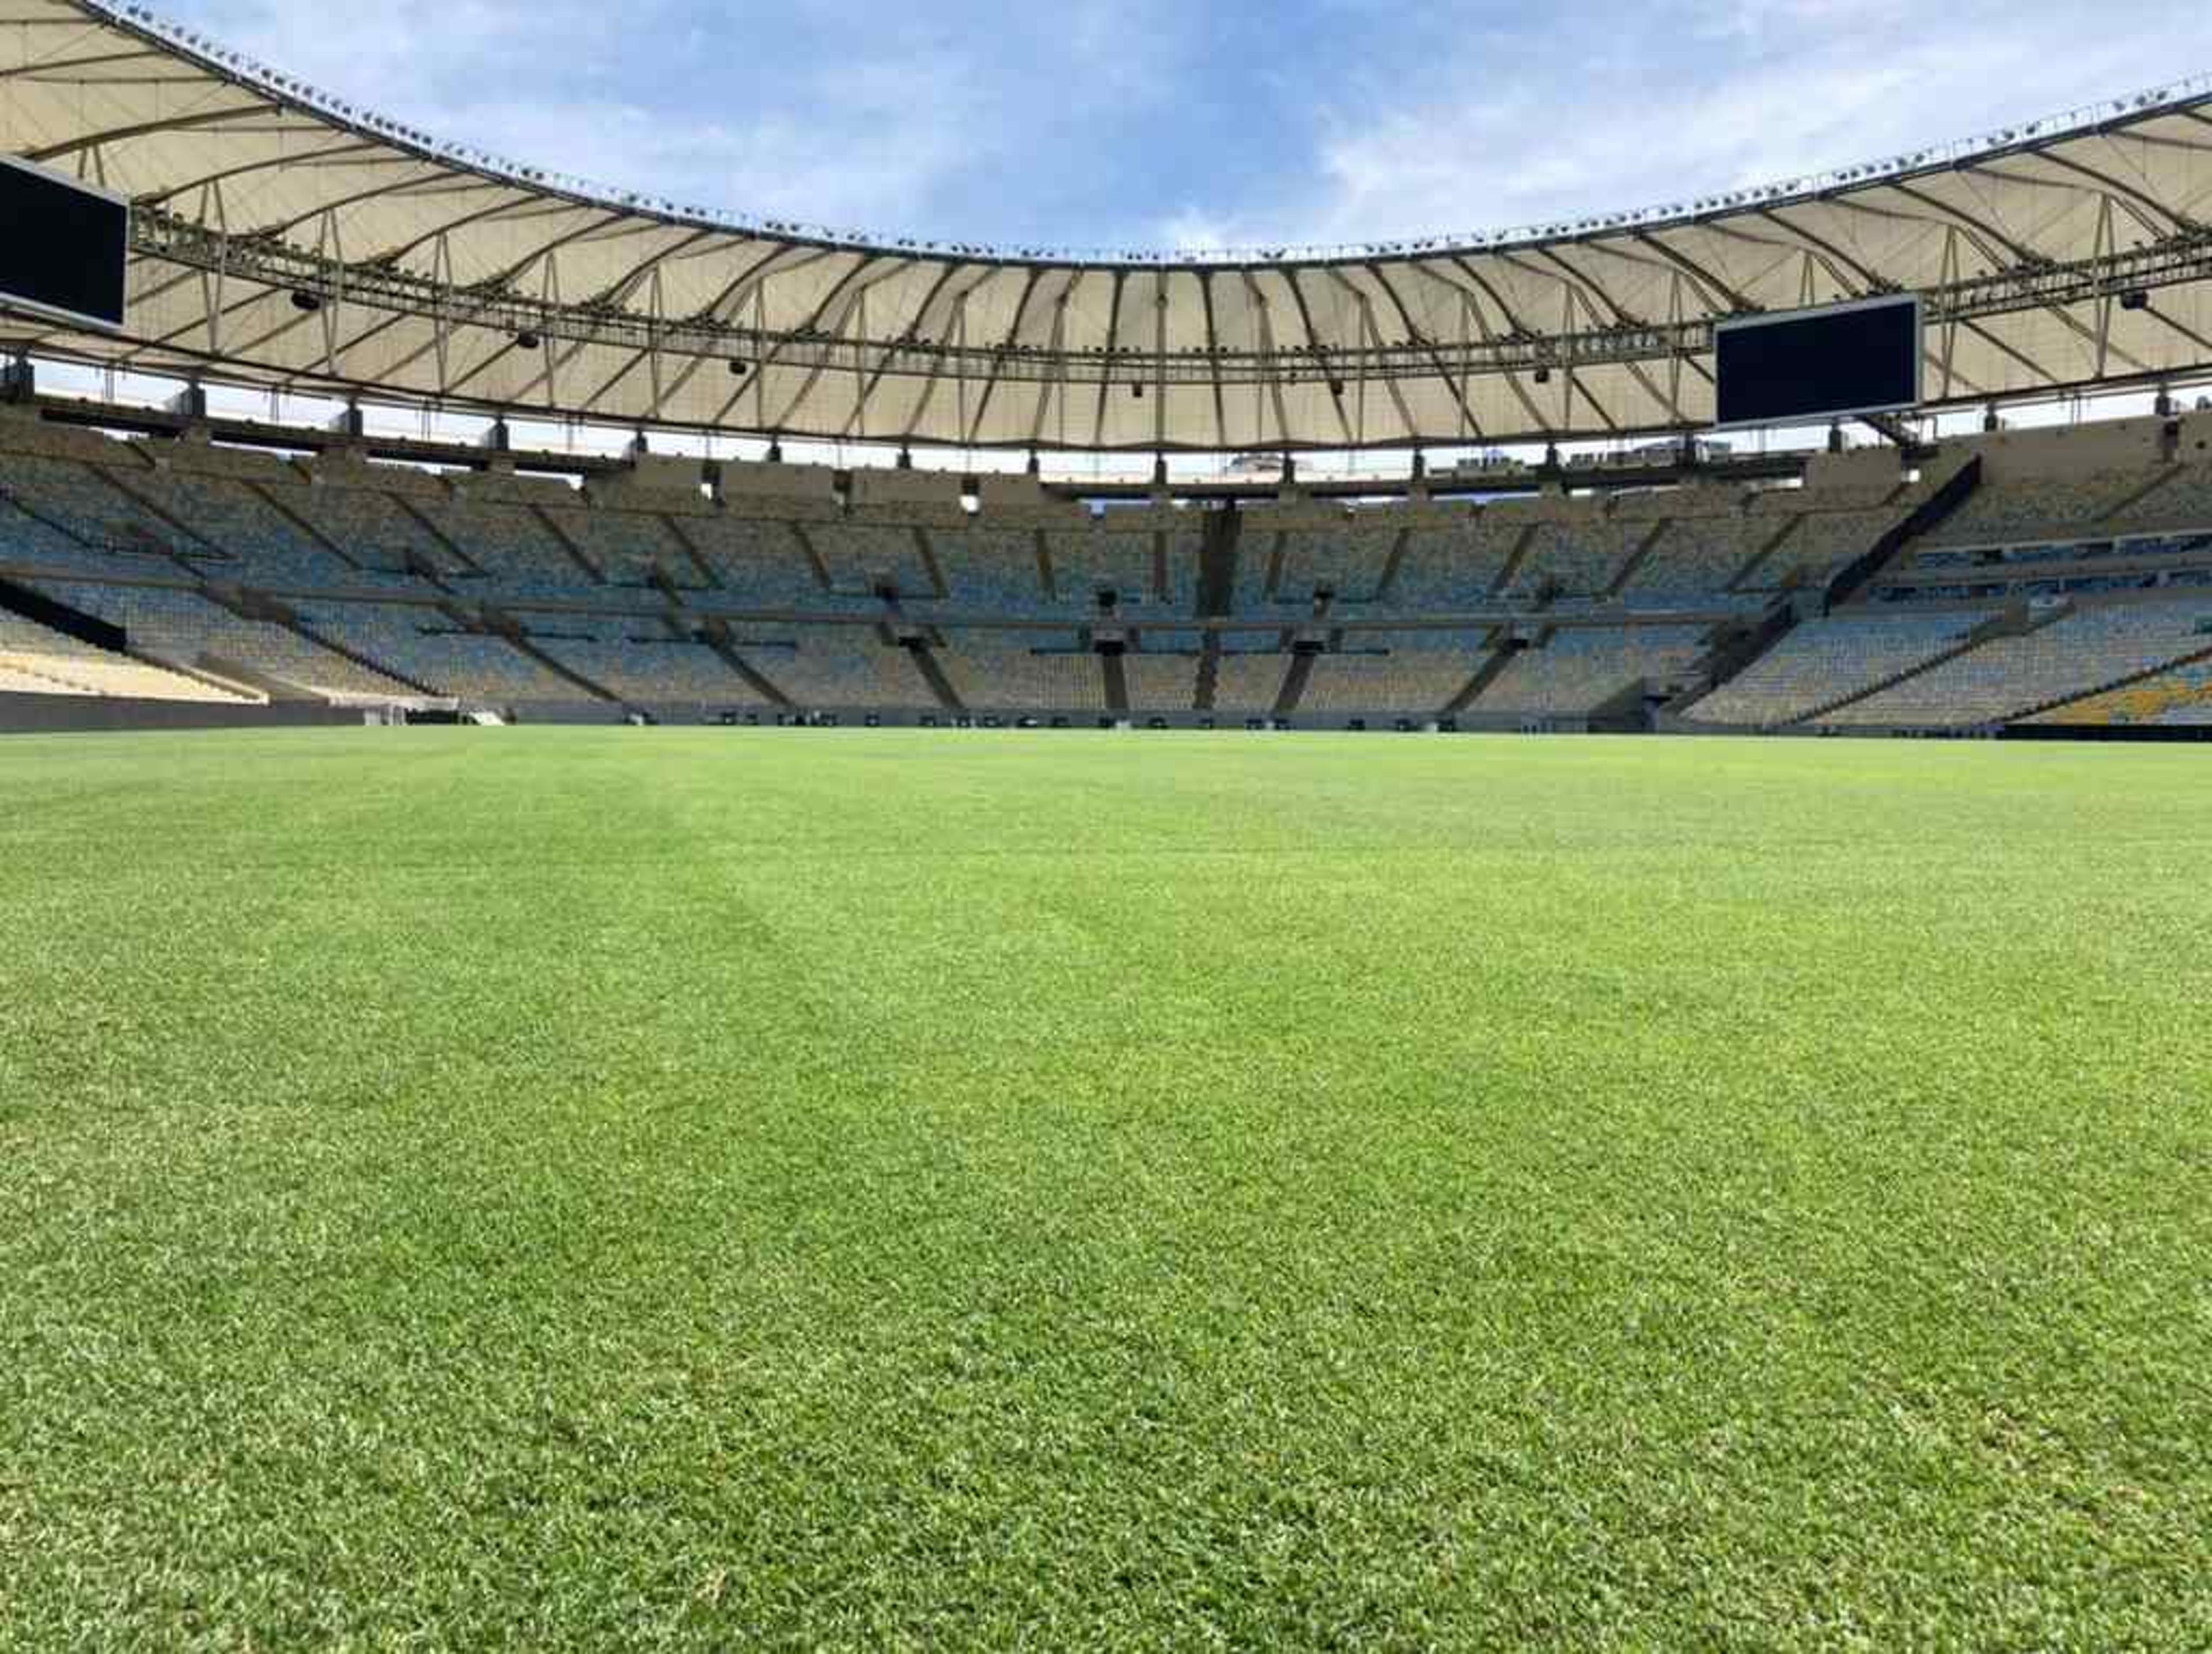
[0,659,93,696]
[2029,657,2212,726]
[1824,603,2212,727]
[1472,627,1707,716]
[1123,651,1198,712]
[1297,633,1488,712]
[524,619,764,706]
[737,627,930,708]
[935,638,1107,710]
[0,607,248,702]
[33,580,415,699]
[1688,612,1983,727]
[294,602,581,703]
[1212,652,1291,713]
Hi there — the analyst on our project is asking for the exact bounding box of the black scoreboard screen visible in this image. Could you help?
[1714,295,1921,427]
[0,156,128,332]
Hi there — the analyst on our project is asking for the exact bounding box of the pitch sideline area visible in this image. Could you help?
[3,730,2208,1647]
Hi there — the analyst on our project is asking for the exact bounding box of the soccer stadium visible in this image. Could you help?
[3,1,2210,1645]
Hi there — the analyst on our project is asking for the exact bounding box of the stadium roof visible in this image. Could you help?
[7,0,2212,453]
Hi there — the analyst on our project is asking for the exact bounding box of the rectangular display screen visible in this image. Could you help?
[1715,295,1921,427]
[0,157,128,332]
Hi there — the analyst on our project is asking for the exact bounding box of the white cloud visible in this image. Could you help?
[165,0,991,233]
[154,0,2212,259]
[1152,0,2212,253]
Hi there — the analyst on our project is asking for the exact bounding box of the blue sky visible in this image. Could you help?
[153,1,2212,255]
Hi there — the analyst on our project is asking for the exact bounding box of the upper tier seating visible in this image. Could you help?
[288,481,466,576]
[414,495,584,597]
[1047,525,1162,614]
[1741,505,1904,592]
[2117,465,2212,535]
[1388,517,1520,608]
[95,466,362,587]
[812,518,935,595]
[676,512,850,609]
[926,527,1052,613]
[1615,504,1771,602]
[1264,515,1402,606]
[1687,611,1984,727]
[1472,625,1708,716]
[0,488,130,574]
[559,506,690,589]
[0,455,160,550]
[1508,521,1646,600]
[1919,473,2149,548]
[1163,525,1207,614]
[1824,602,2212,727]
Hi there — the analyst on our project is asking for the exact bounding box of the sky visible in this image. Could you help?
[146,0,2212,259]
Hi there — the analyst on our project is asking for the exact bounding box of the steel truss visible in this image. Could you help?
[133,207,2212,395]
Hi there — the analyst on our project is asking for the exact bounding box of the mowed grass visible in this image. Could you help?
[2,730,2209,1652]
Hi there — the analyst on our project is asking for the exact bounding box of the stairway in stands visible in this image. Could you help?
[486,619,627,708]
[699,621,794,707]
[906,643,964,714]
[1196,507,1241,617]
[1100,647,1130,715]
[1677,456,1992,719]
[1823,455,1984,609]
[264,600,445,699]
[1781,606,2045,727]
[1443,629,1519,715]
[1665,602,1797,719]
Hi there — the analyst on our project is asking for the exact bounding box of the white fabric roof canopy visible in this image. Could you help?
[5,0,2212,451]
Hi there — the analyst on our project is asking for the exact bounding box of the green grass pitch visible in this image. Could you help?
[2,729,2209,1650]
